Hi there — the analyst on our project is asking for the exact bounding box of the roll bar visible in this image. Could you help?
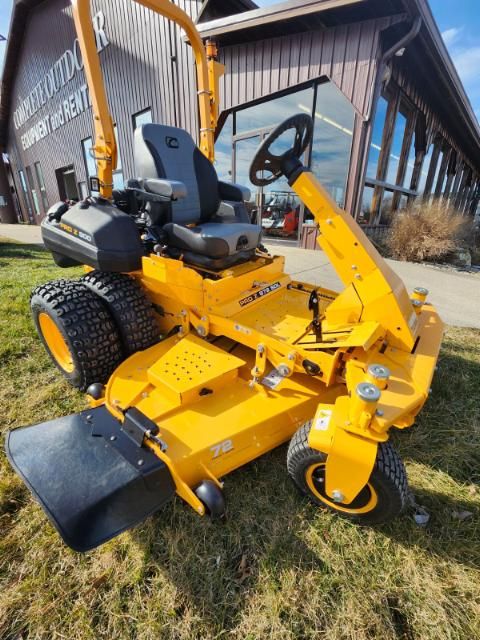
[72,0,223,199]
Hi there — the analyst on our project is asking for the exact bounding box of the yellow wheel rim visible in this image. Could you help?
[305,462,378,515]
[38,312,74,373]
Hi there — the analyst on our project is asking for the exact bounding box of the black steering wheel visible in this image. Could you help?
[249,113,314,187]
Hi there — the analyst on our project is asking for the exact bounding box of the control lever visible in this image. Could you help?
[308,289,322,343]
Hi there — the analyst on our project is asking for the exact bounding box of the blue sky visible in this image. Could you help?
[0,0,478,122]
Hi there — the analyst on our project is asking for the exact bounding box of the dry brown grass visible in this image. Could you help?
[387,199,472,262]
[1,240,480,639]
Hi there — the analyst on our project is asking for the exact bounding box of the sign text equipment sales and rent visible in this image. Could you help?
[15,11,109,151]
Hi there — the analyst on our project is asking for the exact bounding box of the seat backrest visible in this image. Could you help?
[134,124,220,225]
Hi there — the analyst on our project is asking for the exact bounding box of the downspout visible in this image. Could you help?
[380,15,422,67]
[367,15,422,122]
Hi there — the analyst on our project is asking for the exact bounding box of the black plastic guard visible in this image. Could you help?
[5,407,175,552]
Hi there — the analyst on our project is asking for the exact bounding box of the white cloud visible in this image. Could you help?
[441,26,463,48]
[451,46,480,83]
[441,26,480,121]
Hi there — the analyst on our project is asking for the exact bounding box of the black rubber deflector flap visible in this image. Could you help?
[5,407,175,552]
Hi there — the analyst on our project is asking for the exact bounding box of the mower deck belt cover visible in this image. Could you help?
[5,407,175,551]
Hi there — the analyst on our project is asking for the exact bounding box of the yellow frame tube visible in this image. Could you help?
[72,0,219,200]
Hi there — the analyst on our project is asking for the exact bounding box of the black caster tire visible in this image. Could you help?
[195,480,226,520]
[31,279,123,391]
[81,271,160,355]
[287,421,408,525]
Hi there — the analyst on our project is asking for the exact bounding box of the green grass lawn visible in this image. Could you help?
[0,238,479,640]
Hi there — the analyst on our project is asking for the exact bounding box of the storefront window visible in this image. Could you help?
[18,169,34,221]
[214,114,233,182]
[431,149,443,196]
[34,162,49,211]
[133,108,153,129]
[366,96,388,179]
[385,109,407,185]
[113,125,124,190]
[417,143,434,194]
[82,137,97,181]
[78,181,89,199]
[233,134,259,202]
[235,87,314,135]
[379,190,395,225]
[359,186,375,225]
[82,130,124,192]
[25,165,41,215]
[310,82,354,207]
[403,134,416,189]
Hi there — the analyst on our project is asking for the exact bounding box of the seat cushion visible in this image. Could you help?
[163,222,262,259]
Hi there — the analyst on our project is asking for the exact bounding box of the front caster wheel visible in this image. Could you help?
[194,480,226,520]
[287,422,408,525]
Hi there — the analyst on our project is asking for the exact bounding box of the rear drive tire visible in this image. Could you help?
[81,271,160,355]
[31,280,123,391]
[287,422,408,525]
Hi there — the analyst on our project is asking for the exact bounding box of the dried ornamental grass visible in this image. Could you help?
[387,199,471,262]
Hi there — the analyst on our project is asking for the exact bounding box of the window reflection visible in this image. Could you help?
[310,82,354,207]
[233,135,260,204]
[418,143,433,194]
[403,134,416,189]
[133,108,153,129]
[432,149,443,195]
[262,189,301,237]
[215,115,233,182]
[235,88,314,134]
[385,110,407,185]
[359,186,375,224]
[379,191,394,225]
[82,137,97,179]
[366,96,388,179]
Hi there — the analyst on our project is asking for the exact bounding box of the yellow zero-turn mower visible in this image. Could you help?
[5,0,443,552]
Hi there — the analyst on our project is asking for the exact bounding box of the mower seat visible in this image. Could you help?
[134,123,262,269]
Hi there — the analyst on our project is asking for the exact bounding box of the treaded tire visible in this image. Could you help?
[31,279,123,391]
[287,421,408,525]
[81,271,160,355]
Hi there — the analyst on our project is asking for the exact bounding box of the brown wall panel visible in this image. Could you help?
[217,18,397,120]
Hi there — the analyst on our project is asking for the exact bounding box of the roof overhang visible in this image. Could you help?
[194,0,365,39]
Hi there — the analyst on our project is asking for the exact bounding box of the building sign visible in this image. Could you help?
[14,11,109,151]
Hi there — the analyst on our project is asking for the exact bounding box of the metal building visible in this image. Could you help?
[1,0,479,248]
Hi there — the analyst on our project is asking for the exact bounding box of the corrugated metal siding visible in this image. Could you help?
[7,0,201,222]
[217,17,399,119]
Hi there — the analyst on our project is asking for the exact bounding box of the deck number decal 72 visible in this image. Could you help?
[239,282,281,307]
[211,439,234,458]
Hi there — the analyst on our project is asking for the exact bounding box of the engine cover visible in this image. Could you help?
[41,200,144,272]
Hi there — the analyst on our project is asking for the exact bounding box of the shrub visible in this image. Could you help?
[386,199,472,262]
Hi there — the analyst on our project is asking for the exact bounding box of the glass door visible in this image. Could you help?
[234,131,302,240]
[233,134,263,225]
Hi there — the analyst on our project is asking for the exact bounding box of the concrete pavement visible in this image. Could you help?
[0,223,44,245]
[265,242,480,329]
[0,224,478,328]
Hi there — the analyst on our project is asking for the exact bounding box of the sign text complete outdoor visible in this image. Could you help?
[14,11,109,151]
